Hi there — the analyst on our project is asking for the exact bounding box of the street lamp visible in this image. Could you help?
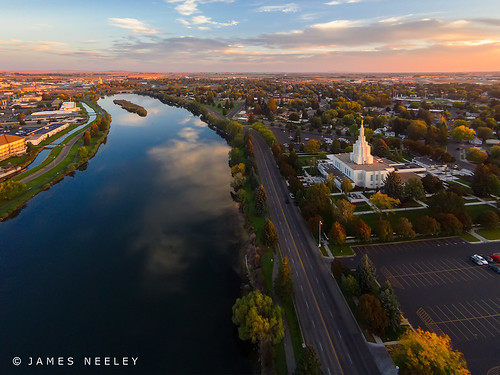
[318,220,322,248]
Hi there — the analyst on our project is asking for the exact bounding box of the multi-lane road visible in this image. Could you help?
[251,131,389,375]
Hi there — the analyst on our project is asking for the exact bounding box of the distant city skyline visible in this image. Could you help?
[1,0,500,72]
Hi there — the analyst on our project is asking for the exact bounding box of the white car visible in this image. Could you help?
[470,254,488,266]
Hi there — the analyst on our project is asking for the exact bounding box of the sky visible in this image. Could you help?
[1,0,500,73]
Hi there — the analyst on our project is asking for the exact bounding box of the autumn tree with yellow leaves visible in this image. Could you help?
[390,328,470,375]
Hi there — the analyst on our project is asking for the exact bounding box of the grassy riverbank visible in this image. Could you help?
[0,101,111,220]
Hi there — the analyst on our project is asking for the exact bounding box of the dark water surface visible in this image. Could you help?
[0,95,255,374]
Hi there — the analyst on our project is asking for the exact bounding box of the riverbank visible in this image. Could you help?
[0,101,111,220]
[113,99,147,116]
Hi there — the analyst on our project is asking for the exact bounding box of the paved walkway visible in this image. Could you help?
[467,227,500,243]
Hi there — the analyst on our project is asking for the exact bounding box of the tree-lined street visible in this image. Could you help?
[251,130,392,375]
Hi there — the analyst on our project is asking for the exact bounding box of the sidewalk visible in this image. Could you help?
[467,227,500,243]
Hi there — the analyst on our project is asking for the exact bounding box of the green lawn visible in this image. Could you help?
[466,204,497,221]
[461,232,481,243]
[244,182,266,243]
[476,228,500,240]
[275,341,288,375]
[330,244,354,256]
[354,203,371,212]
[262,250,274,296]
[358,208,430,228]
[202,101,233,115]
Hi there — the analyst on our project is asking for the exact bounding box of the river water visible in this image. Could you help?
[0,94,256,374]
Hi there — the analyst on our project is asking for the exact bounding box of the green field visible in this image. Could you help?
[476,228,500,240]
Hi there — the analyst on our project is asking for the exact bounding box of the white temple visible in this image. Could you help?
[350,122,373,165]
[323,123,426,189]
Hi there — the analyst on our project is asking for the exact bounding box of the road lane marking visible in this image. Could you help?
[253,133,345,375]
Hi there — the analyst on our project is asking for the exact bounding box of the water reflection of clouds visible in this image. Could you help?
[179,116,206,128]
[134,138,235,291]
[111,111,148,127]
[177,126,199,142]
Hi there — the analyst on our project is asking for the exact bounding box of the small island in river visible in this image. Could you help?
[113,99,147,117]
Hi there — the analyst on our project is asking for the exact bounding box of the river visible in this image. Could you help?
[0,94,256,374]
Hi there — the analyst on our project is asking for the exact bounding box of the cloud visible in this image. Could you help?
[179,15,238,27]
[108,18,162,34]
[325,0,363,5]
[257,3,299,13]
[165,0,234,16]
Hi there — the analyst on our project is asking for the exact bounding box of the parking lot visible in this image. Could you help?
[347,238,500,375]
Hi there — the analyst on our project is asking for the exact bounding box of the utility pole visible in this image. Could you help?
[318,220,322,248]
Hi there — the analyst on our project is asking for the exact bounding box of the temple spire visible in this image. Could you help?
[349,120,373,165]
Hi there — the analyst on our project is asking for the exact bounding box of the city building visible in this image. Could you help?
[0,134,26,161]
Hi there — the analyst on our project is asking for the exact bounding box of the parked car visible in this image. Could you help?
[470,254,488,266]
[490,254,500,263]
[482,254,494,263]
[488,264,500,274]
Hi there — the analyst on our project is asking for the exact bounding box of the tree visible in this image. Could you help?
[407,120,428,140]
[354,219,372,241]
[421,173,443,194]
[231,172,246,192]
[304,139,321,154]
[329,221,346,245]
[268,98,277,114]
[331,258,349,280]
[472,163,491,197]
[466,147,488,163]
[379,281,401,333]
[226,121,243,137]
[476,126,493,141]
[231,163,245,177]
[435,213,463,235]
[358,294,388,337]
[404,177,425,201]
[369,192,400,215]
[341,177,353,195]
[390,328,470,375]
[325,173,336,192]
[98,117,109,131]
[332,199,354,224]
[372,138,390,157]
[90,122,99,137]
[478,210,499,229]
[376,219,393,241]
[0,180,27,200]
[263,220,278,247]
[288,112,300,121]
[415,215,441,235]
[232,290,284,345]
[302,183,332,221]
[451,125,476,142]
[83,130,91,146]
[394,217,416,239]
[429,190,465,216]
[356,254,378,294]
[342,274,361,297]
[295,345,323,375]
[489,145,500,159]
[274,257,295,302]
[77,146,88,160]
[254,185,267,216]
[382,172,404,200]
